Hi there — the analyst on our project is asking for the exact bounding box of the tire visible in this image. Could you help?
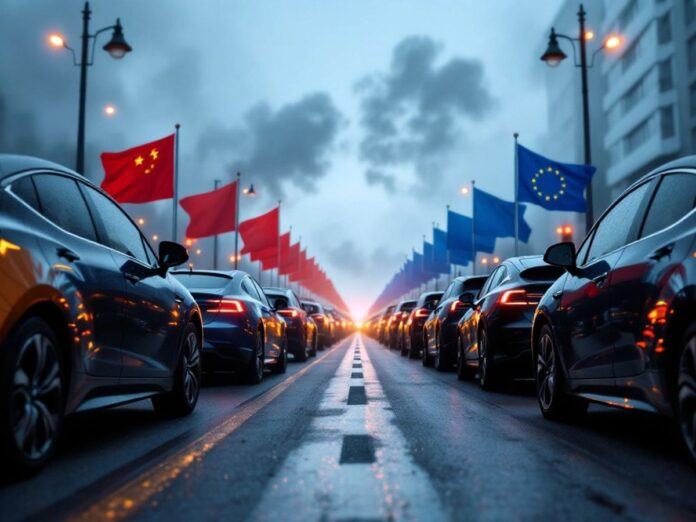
[478,327,499,390]
[271,337,288,374]
[152,322,201,416]
[456,335,475,381]
[242,330,265,384]
[295,334,309,362]
[310,333,318,358]
[534,324,587,419]
[422,333,433,367]
[676,325,696,465]
[434,331,449,372]
[1,316,64,478]
[407,333,419,359]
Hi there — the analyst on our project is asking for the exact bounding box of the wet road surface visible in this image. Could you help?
[2,334,695,521]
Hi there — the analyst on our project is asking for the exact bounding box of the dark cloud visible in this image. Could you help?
[323,239,366,276]
[357,35,495,192]
[197,93,343,198]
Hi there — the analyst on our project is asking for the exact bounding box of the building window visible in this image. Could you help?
[623,77,645,114]
[661,106,675,138]
[618,0,640,31]
[657,12,672,44]
[622,36,641,73]
[659,59,673,92]
[609,141,623,166]
[687,0,696,26]
[625,117,653,155]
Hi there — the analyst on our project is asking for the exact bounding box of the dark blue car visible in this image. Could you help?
[172,270,287,384]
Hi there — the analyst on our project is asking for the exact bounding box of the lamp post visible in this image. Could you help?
[541,4,620,233]
[49,2,132,177]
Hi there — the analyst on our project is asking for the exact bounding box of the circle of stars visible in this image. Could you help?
[531,166,567,202]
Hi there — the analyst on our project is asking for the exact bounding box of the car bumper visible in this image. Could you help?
[491,320,534,375]
[201,322,256,371]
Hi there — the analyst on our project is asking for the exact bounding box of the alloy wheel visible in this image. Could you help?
[678,335,696,462]
[478,330,488,383]
[536,332,556,411]
[183,331,201,406]
[11,333,62,461]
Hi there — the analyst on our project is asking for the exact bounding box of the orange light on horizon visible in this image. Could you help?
[48,33,65,48]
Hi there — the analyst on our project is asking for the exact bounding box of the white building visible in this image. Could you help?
[602,0,696,198]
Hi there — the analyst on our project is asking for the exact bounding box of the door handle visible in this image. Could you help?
[591,272,608,287]
[56,247,80,262]
[552,290,563,300]
[650,243,674,261]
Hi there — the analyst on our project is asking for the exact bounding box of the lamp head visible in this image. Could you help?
[541,28,567,67]
[103,19,132,59]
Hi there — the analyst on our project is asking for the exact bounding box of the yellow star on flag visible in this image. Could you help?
[150,148,159,160]
[134,156,144,166]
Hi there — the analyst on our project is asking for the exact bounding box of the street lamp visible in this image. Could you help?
[243,184,256,196]
[49,2,132,177]
[541,4,621,233]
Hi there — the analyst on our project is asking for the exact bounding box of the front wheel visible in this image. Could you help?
[153,322,201,417]
[434,332,449,372]
[242,330,265,384]
[534,325,586,419]
[271,337,288,374]
[1,317,64,477]
[422,333,433,367]
[309,332,318,358]
[457,335,475,381]
[676,326,696,465]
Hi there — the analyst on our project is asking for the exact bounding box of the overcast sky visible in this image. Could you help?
[1,0,574,318]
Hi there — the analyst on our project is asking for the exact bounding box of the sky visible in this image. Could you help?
[1,0,571,318]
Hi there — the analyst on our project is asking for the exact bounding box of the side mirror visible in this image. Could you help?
[458,292,475,307]
[158,241,189,271]
[544,242,576,271]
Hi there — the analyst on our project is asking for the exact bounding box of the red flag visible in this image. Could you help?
[239,207,279,255]
[180,181,238,239]
[279,241,300,275]
[100,134,175,203]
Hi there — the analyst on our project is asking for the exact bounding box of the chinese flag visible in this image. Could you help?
[279,242,300,275]
[240,207,279,255]
[180,181,238,239]
[100,134,175,203]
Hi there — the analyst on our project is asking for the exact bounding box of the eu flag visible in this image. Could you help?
[474,188,531,242]
[446,210,497,261]
[517,144,595,212]
[432,228,451,274]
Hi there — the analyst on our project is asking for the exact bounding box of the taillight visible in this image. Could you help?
[211,299,245,313]
[499,290,533,306]
[415,308,429,318]
[450,301,468,313]
[279,309,299,318]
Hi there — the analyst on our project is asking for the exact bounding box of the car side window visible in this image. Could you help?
[10,175,42,213]
[641,173,696,238]
[480,268,499,296]
[80,184,150,264]
[585,182,650,264]
[242,278,263,302]
[575,231,594,266]
[252,280,270,306]
[490,266,508,289]
[32,173,98,242]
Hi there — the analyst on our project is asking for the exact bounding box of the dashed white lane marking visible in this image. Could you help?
[250,334,445,521]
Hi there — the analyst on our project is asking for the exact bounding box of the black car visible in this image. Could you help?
[173,271,287,383]
[386,299,417,349]
[301,300,331,349]
[422,276,487,370]
[0,155,200,476]
[264,287,317,361]
[377,305,396,345]
[403,292,443,358]
[532,158,696,463]
[456,257,564,388]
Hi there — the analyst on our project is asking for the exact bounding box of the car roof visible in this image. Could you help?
[171,269,242,279]
[0,154,78,181]
[505,255,545,270]
[629,155,696,190]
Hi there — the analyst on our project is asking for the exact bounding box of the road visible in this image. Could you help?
[2,333,695,521]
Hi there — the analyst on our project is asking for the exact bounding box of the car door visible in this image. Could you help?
[611,172,696,377]
[559,180,654,380]
[242,277,280,359]
[80,184,181,378]
[29,173,125,377]
[253,279,284,355]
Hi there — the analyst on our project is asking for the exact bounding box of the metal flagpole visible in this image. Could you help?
[234,172,241,269]
[513,132,520,257]
[212,179,220,269]
[471,179,476,276]
[276,200,281,287]
[172,124,180,242]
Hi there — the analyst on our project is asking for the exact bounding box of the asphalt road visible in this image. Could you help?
[2,334,695,521]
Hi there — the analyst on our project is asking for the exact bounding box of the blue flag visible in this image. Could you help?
[474,188,531,242]
[432,228,450,274]
[423,241,437,275]
[447,209,498,259]
[517,144,595,212]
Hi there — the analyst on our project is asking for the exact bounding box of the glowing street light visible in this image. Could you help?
[493,256,500,264]
[195,248,202,256]
[137,217,145,226]
[460,186,470,196]
[152,234,158,242]
[243,184,256,197]
[48,33,65,48]
[104,104,116,117]
[605,35,622,50]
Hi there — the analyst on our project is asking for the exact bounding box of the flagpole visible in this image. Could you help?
[471,179,476,276]
[276,199,281,287]
[513,132,520,257]
[212,179,221,270]
[234,172,241,270]
[172,123,180,243]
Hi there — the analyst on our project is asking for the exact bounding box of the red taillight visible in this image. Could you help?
[279,309,299,318]
[415,308,429,318]
[499,290,532,306]
[212,299,245,313]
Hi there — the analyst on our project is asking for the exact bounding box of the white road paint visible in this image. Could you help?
[250,334,446,521]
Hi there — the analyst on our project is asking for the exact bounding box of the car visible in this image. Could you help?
[301,300,331,349]
[456,256,564,388]
[403,292,443,358]
[387,299,417,350]
[264,287,317,361]
[377,305,396,345]
[0,155,200,476]
[422,276,487,371]
[173,270,287,383]
[531,158,696,464]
